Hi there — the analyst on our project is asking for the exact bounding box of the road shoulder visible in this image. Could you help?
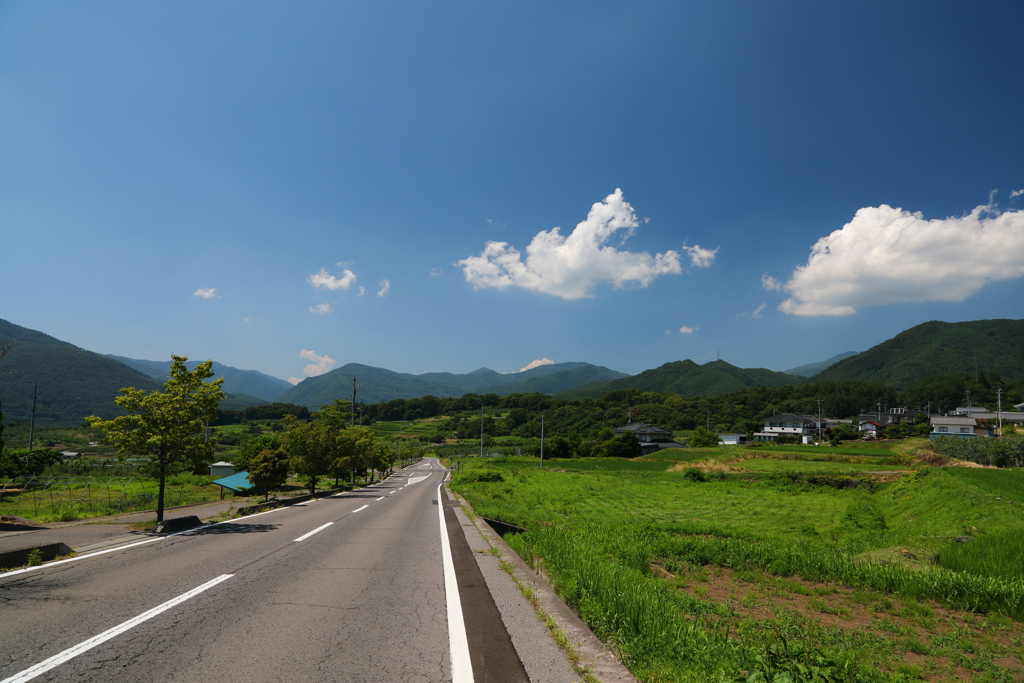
[447,487,637,683]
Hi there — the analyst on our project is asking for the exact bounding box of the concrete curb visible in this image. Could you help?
[450,489,638,683]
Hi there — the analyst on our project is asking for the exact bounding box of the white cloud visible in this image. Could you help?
[516,358,555,373]
[192,288,218,299]
[685,245,718,268]
[287,348,337,385]
[761,274,782,291]
[772,200,1024,316]
[678,325,697,334]
[456,189,695,300]
[377,279,391,297]
[309,303,332,315]
[750,303,767,318]
[430,267,444,277]
[1011,189,1024,199]
[309,268,357,290]
[358,286,366,297]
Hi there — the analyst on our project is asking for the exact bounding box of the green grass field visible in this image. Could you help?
[452,454,1024,682]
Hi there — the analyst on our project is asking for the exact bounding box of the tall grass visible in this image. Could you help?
[937,529,1024,581]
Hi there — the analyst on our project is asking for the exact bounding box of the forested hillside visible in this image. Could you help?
[562,359,803,399]
[108,355,292,402]
[278,361,628,407]
[0,319,161,424]
[812,319,1024,390]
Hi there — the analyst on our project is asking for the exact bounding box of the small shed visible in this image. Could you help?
[209,461,235,478]
[211,471,262,498]
[719,433,747,446]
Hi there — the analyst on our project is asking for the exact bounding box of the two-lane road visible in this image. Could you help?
[0,459,528,682]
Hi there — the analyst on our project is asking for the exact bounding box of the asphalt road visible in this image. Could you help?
[0,459,556,683]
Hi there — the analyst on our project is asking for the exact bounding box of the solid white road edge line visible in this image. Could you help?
[438,480,474,683]
[292,522,333,542]
[0,574,234,683]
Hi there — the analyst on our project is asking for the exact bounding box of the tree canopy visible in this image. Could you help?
[88,355,224,521]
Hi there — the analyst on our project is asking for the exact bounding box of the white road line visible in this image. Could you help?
[375,496,385,501]
[352,505,369,513]
[0,574,233,683]
[292,522,333,542]
[438,481,473,683]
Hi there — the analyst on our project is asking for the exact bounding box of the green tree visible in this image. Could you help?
[88,355,225,522]
[234,432,281,472]
[602,430,641,458]
[248,448,289,501]
[280,418,332,495]
[688,426,721,448]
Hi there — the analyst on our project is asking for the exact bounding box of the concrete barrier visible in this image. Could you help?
[0,542,73,570]
[153,515,203,535]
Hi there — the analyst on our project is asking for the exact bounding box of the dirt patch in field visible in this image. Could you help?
[652,561,1024,682]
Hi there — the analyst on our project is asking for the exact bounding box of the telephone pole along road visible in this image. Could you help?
[0,459,598,683]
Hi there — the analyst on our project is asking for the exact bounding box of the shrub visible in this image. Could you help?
[682,467,707,483]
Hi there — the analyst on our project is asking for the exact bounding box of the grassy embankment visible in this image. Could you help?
[452,441,1024,682]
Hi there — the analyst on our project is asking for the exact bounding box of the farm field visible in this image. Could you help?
[452,451,1024,682]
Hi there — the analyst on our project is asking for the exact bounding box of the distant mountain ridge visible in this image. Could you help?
[559,359,803,399]
[785,351,859,377]
[809,319,1024,390]
[107,355,293,403]
[0,319,162,424]
[277,361,630,408]
[3,316,1023,426]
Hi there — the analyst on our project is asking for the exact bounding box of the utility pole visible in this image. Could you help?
[350,377,358,427]
[479,404,484,458]
[997,387,1003,437]
[540,414,545,468]
[29,383,37,450]
[817,397,823,444]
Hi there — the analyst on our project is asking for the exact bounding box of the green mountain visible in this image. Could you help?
[0,319,161,425]
[107,355,292,402]
[810,319,1024,390]
[561,359,804,399]
[277,361,629,408]
[785,351,858,377]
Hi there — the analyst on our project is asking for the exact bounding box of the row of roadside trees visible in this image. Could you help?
[87,356,403,521]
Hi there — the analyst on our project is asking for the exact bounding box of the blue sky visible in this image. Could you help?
[2,1,1023,385]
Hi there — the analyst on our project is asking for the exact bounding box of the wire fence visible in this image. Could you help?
[0,476,186,521]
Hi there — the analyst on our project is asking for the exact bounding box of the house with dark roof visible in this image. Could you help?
[613,422,684,455]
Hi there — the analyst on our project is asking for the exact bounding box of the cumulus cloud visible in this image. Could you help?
[309,268,357,290]
[516,358,555,373]
[309,303,332,315]
[685,245,718,268]
[678,325,697,334]
[457,189,702,300]
[377,279,391,297]
[192,288,218,299]
[769,200,1024,316]
[287,349,337,385]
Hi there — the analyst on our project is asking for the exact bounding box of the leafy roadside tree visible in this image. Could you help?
[234,432,281,472]
[280,418,332,495]
[248,448,289,501]
[88,355,225,522]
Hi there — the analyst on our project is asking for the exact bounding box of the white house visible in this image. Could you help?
[754,414,826,445]
[929,416,993,440]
